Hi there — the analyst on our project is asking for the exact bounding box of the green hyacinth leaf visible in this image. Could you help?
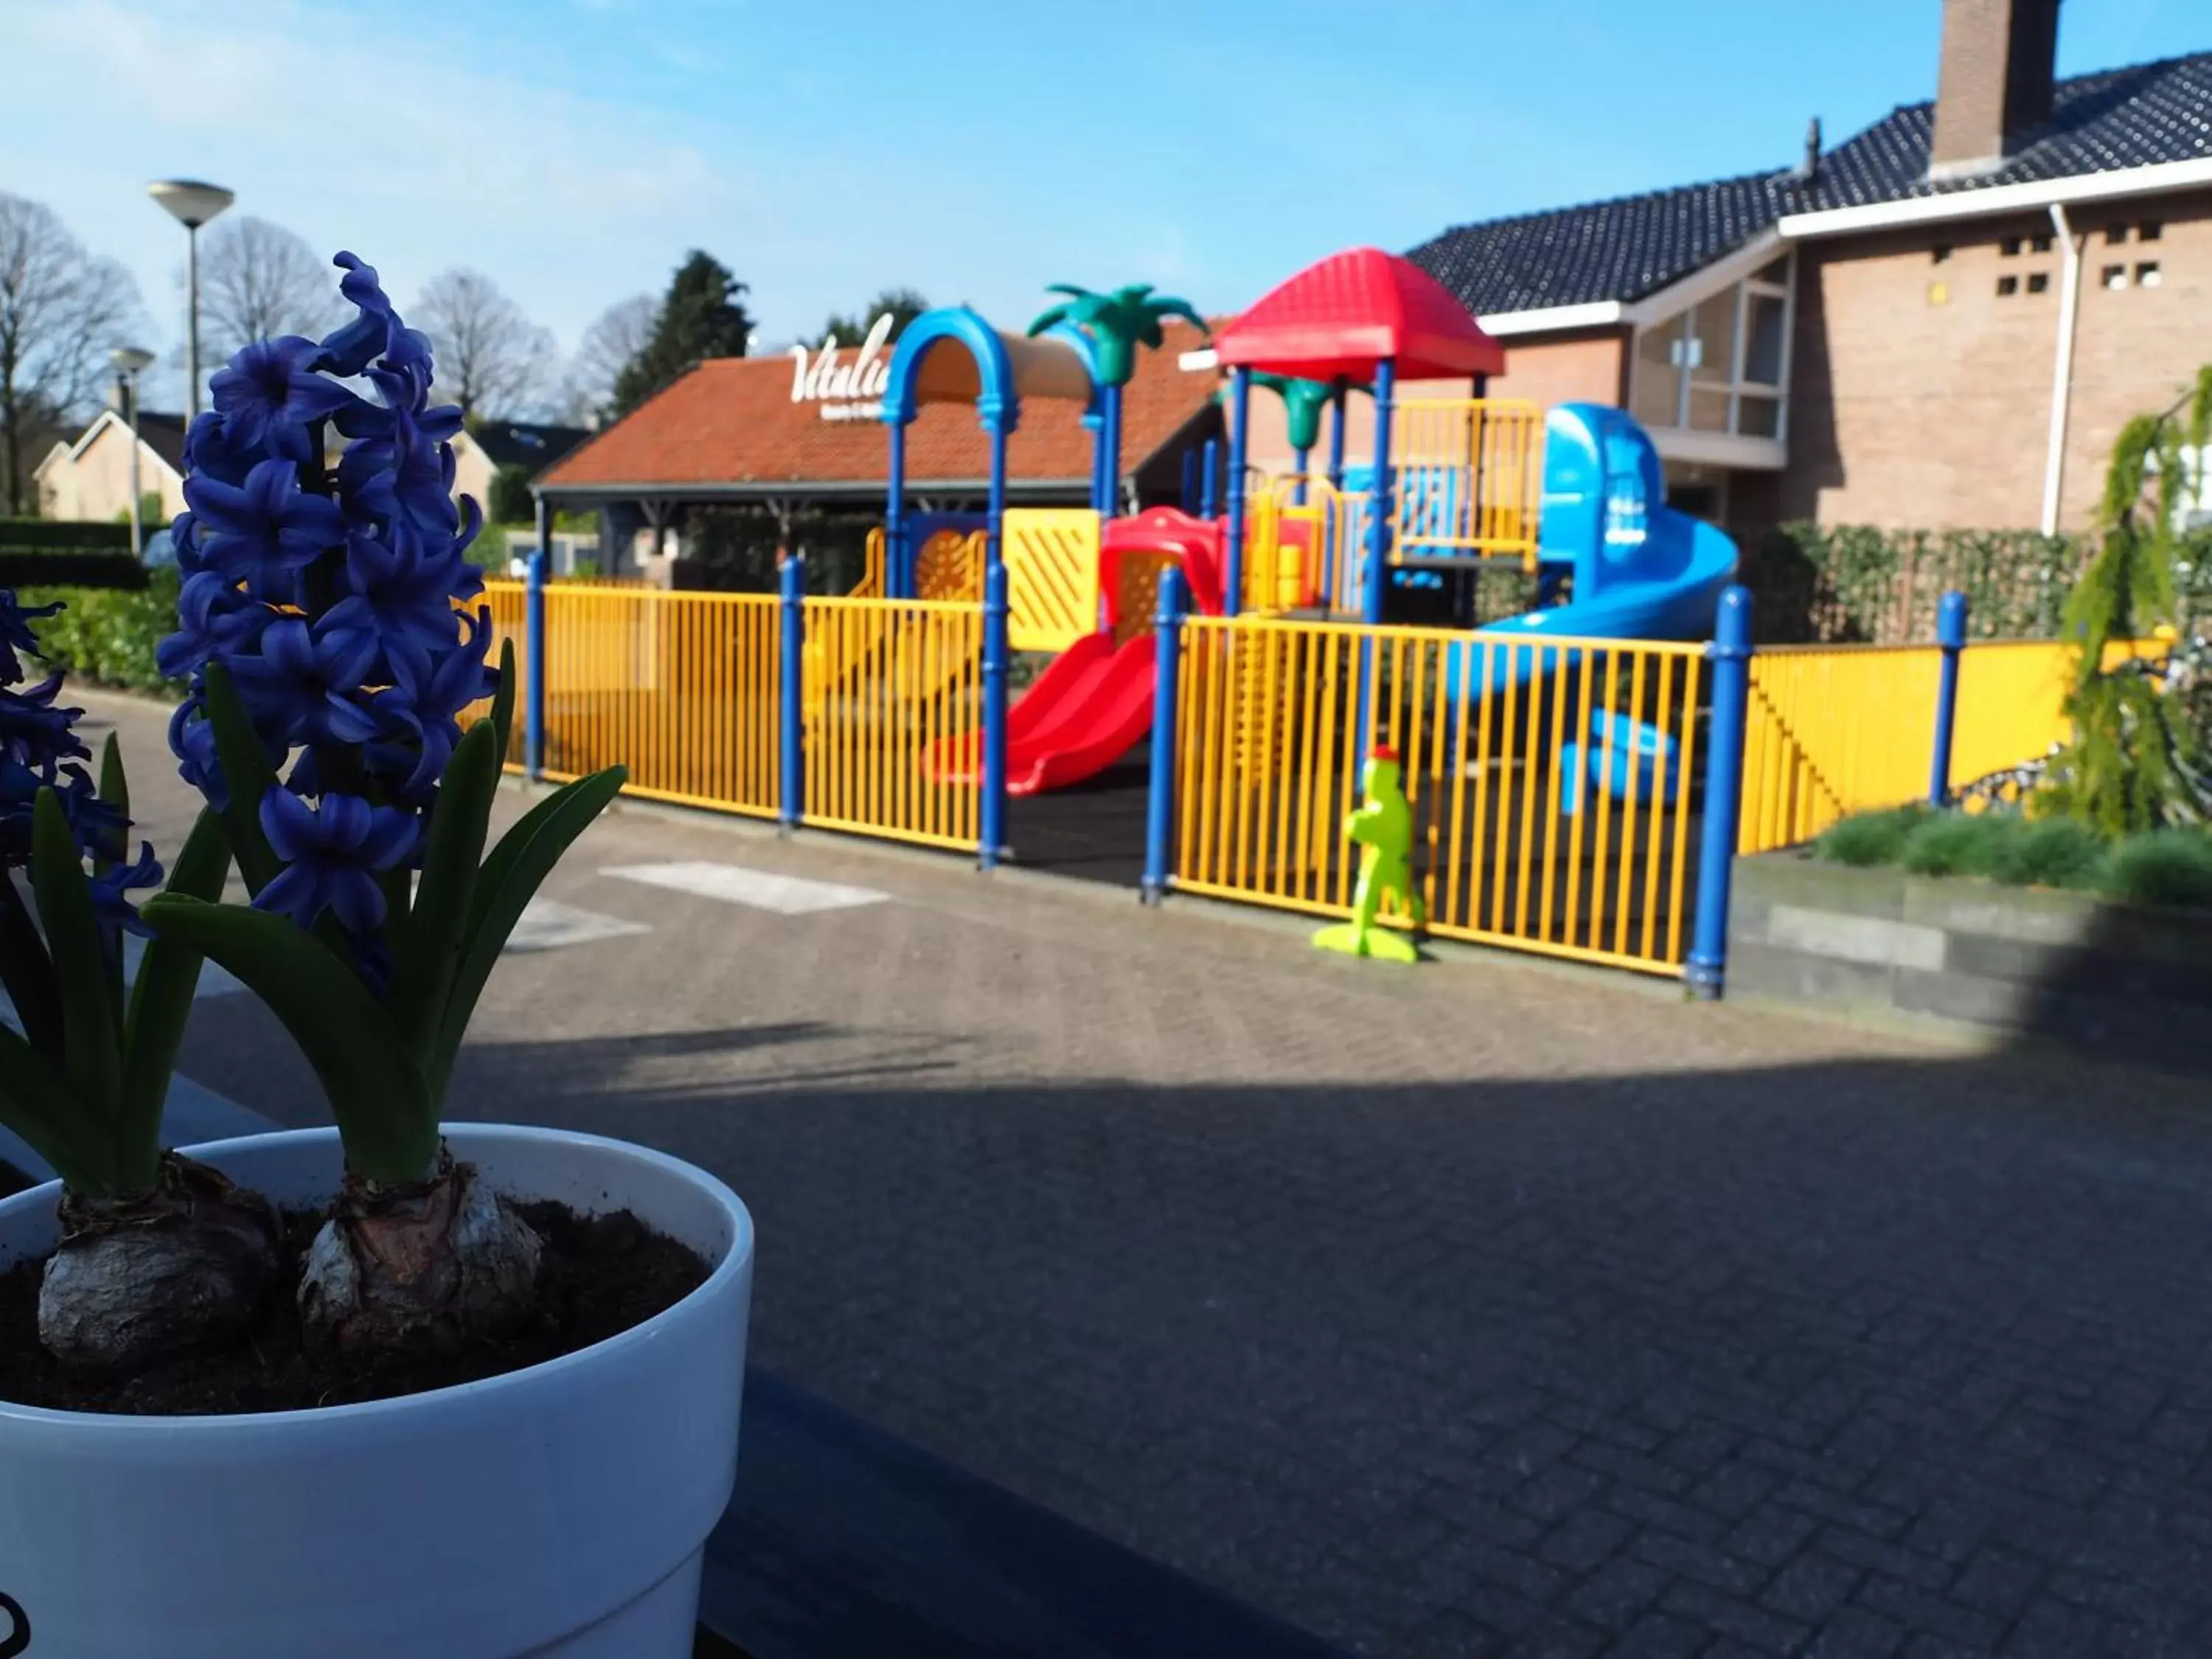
[114,808,234,1193]
[29,790,123,1121]
[428,764,625,1099]
[201,661,281,897]
[387,719,502,1082]
[138,896,438,1186]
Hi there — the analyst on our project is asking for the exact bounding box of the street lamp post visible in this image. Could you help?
[147,179,235,420]
[109,347,156,560]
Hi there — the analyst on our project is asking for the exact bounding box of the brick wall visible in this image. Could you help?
[1778,187,2212,532]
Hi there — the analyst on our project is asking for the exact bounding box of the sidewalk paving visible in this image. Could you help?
[77,689,2212,1658]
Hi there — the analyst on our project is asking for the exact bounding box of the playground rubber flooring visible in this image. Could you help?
[77,686,2212,1659]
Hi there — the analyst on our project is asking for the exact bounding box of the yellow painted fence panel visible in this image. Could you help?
[1001,508,1100,653]
[532,585,781,818]
[1741,636,2166,852]
[1174,615,1703,976]
[801,597,982,852]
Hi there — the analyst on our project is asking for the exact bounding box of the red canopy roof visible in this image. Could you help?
[1211,246,1506,381]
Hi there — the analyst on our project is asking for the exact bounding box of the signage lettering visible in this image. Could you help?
[790,313,892,422]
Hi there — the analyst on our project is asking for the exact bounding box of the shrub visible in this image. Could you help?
[0,550,147,588]
[1814,804,1929,866]
[1985,815,2107,890]
[2101,830,2212,911]
[1897,811,2014,878]
[0,518,131,552]
[19,571,184,695]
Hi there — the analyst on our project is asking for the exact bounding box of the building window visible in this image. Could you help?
[2140,221,2164,242]
[2027,272,2050,294]
[2104,265,2129,290]
[2107,223,2129,245]
[1931,244,1952,264]
[1997,275,2020,296]
[2000,237,2022,257]
[2029,233,2053,254]
[2138,262,2163,289]
[1627,251,1796,443]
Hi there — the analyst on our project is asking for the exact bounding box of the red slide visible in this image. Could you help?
[925,631,1158,796]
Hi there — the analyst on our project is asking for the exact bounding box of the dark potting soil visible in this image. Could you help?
[0,1200,709,1415]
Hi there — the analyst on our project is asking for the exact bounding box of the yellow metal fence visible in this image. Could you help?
[531,583,781,817]
[1739,637,2157,854]
[801,597,983,852]
[1174,615,1704,975]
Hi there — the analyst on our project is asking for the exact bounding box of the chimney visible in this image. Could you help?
[1792,117,1823,187]
[1930,0,2062,179]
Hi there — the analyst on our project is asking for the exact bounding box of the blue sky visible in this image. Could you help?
[5,0,2203,406]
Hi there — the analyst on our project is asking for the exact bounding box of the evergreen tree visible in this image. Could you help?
[2039,365,2212,834]
[818,288,929,348]
[611,251,754,417]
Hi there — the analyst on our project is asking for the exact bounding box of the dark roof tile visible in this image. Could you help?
[1410,49,2212,315]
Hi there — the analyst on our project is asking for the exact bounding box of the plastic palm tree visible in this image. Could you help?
[1028,283,1205,511]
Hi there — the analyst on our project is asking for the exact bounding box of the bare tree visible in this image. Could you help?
[411,268,557,420]
[195,215,342,359]
[566,293,656,427]
[0,193,145,515]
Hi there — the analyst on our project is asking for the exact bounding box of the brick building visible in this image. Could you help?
[1287,0,2210,541]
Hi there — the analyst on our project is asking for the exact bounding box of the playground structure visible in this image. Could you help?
[486,244,2109,990]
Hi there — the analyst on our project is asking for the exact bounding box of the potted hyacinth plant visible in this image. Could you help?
[0,254,754,1659]
[0,596,271,1371]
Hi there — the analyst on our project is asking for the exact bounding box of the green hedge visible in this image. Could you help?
[0,551,147,589]
[1750,524,2087,644]
[0,518,131,552]
[19,571,183,696]
[1812,803,2212,912]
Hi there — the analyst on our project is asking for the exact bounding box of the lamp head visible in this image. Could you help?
[110,346,156,377]
[147,178,235,229]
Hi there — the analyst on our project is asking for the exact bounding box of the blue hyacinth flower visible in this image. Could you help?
[209,335,360,464]
[253,787,418,934]
[186,457,349,593]
[225,618,380,749]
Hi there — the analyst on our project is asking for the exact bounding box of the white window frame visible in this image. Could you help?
[1628,250,1796,445]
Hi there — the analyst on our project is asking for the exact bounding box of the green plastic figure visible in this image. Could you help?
[1314,745,1425,963]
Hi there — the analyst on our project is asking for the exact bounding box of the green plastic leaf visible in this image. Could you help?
[139,896,439,1186]
[29,790,123,1121]
[386,719,501,1079]
[201,660,281,897]
[114,808,234,1192]
[428,765,625,1099]
[0,1022,108,1194]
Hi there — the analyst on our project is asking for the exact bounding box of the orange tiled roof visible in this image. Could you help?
[541,319,1216,493]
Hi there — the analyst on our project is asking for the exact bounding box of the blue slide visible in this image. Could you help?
[1444,404,1740,807]
[1475,402,1739,662]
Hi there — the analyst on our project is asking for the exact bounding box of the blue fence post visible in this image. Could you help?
[1929,590,1969,806]
[524,540,546,782]
[1223,366,1251,615]
[980,557,1010,870]
[1142,563,1189,905]
[779,553,805,830]
[1687,585,1753,1001]
[1200,437,1219,519]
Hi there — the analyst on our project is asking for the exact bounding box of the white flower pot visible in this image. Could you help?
[0,1124,754,1659]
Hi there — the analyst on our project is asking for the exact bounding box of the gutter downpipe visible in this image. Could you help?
[2040,201,2083,537]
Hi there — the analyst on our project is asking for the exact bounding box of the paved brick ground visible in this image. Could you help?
[79,689,2212,1658]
